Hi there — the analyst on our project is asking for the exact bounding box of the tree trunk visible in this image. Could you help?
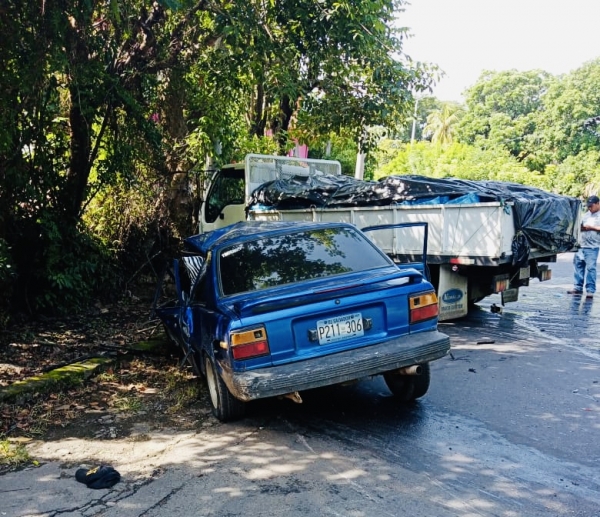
[64,15,94,225]
[249,83,267,137]
[270,94,294,153]
[162,67,196,238]
[66,97,92,222]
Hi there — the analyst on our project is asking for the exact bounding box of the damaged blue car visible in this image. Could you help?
[153,221,450,421]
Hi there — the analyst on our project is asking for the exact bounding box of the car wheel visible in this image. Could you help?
[383,363,431,402]
[204,355,246,422]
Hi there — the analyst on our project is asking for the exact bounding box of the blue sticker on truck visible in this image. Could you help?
[442,288,464,304]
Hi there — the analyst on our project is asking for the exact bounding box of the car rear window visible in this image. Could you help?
[219,227,391,296]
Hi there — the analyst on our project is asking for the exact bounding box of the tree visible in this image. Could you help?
[423,102,463,145]
[534,59,600,165]
[0,0,212,311]
[204,0,437,155]
[0,0,434,318]
[456,69,552,170]
[386,96,442,143]
[543,151,600,198]
[374,141,549,190]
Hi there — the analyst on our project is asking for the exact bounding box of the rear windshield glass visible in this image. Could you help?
[219,227,391,296]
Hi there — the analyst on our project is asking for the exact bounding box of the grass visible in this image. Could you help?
[112,394,145,412]
[0,438,37,470]
[96,370,119,382]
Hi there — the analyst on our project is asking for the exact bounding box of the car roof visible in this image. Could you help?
[185,221,354,254]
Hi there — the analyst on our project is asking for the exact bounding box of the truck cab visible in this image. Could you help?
[199,154,342,234]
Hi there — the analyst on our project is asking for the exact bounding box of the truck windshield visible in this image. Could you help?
[205,168,245,223]
[218,227,392,296]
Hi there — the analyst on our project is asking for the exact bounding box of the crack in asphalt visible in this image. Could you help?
[137,484,185,517]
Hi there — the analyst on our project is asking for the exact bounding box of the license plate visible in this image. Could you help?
[316,313,364,345]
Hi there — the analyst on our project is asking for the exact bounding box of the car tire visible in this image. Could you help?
[383,363,431,402]
[204,355,246,422]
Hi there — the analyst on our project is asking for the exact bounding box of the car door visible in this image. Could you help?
[153,255,208,375]
[361,222,430,279]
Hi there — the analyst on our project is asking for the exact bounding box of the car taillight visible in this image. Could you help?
[409,292,439,324]
[230,326,270,360]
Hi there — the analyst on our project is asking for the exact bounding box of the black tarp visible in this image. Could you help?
[247,174,581,254]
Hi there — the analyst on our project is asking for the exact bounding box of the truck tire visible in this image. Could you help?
[204,355,246,422]
[383,363,431,402]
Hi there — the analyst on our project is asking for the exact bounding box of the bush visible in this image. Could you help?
[28,216,119,314]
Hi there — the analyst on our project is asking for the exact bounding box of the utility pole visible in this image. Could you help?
[410,97,420,144]
[354,150,365,180]
[355,128,366,180]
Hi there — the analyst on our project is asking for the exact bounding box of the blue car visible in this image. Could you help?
[153,221,450,421]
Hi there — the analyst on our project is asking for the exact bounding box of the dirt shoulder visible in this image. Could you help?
[0,289,211,473]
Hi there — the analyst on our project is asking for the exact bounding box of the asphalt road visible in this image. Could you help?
[2,253,600,517]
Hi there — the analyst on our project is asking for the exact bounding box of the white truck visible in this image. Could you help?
[198,154,581,321]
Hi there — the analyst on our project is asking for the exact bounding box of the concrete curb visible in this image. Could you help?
[0,357,114,404]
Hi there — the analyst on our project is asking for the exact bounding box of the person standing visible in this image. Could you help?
[569,195,600,298]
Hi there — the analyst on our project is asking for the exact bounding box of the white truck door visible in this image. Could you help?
[200,167,246,233]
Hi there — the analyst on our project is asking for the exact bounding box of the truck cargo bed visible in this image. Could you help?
[250,202,519,263]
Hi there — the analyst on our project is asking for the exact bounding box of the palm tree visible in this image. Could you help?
[424,103,463,145]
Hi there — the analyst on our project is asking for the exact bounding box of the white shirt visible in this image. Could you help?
[580,210,600,248]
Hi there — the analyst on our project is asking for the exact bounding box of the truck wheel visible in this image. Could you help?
[384,363,431,402]
[204,355,246,422]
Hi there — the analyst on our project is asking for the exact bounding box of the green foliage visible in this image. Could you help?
[392,96,443,142]
[0,440,34,470]
[424,103,464,145]
[449,61,600,197]
[543,151,600,198]
[454,64,600,186]
[375,140,550,190]
[534,59,600,164]
[225,135,281,165]
[215,0,437,152]
[307,132,379,179]
[34,216,119,314]
[83,170,175,287]
[456,69,553,170]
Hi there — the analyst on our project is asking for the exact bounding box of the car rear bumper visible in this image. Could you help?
[219,330,450,401]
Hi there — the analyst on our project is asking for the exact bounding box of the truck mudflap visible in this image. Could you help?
[219,330,450,402]
[438,265,468,321]
[501,288,519,304]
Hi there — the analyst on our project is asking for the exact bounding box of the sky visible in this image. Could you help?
[399,0,600,102]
